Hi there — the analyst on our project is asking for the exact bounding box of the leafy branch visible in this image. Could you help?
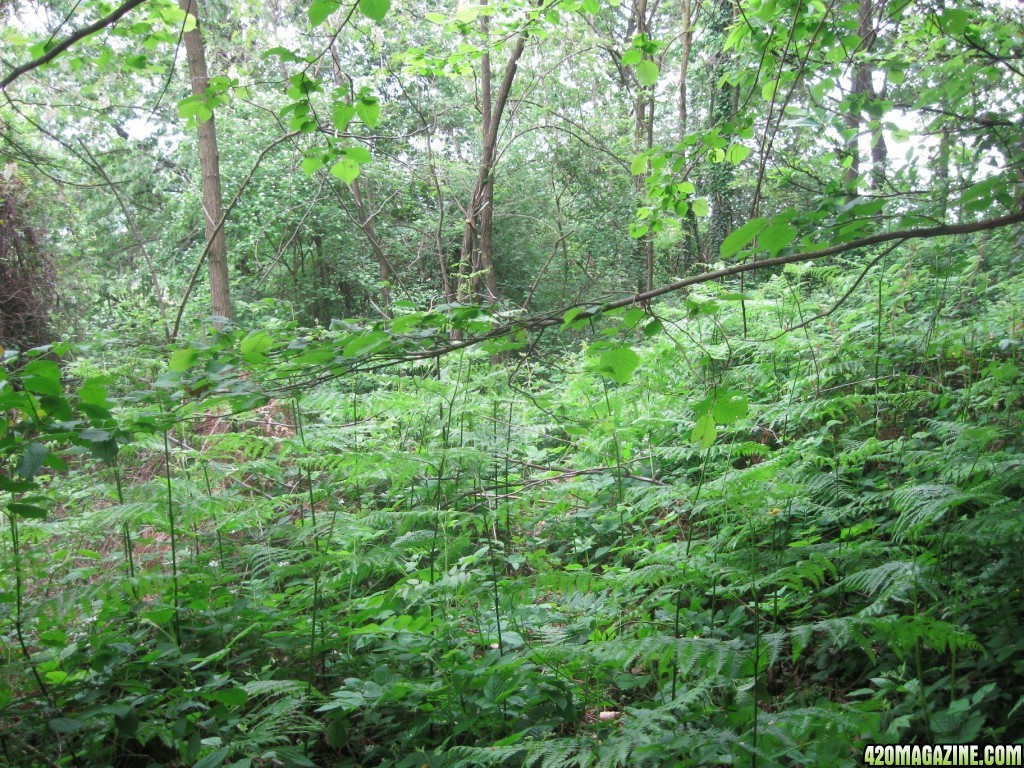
[0,0,150,91]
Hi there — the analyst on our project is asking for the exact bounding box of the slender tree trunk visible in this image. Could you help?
[678,0,699,273]
[478,0,496,302]
[679,0,693,132]
[457,0,527,303]
[179,0,231,322]
[934,123,951,219]
[702,0,737,262]
[632,0,655,294]
[350,178,392,315]
[845,0,885,198]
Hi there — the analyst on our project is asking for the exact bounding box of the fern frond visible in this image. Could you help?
[891,483,957,540]
[841,559,923,598]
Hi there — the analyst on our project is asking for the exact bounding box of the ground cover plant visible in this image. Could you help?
[3,240,1022,766]
[2,0,1023,765]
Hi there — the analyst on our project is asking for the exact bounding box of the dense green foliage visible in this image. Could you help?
[2,0,1024,765]
[3,238,1023,765]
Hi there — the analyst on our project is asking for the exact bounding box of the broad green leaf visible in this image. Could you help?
[598,346,640,384]
[194,748,230,768]
[17,442,47,480]
[691,413,716,449]
[642,318,663,337]
[630,153,648,175]
[561,307,587,330]
[78,428,111,443]
[692,198,709,217]
[725,144,750,165]
[425,12,447,23]
[38,629,68,646]
[287,72,320,99]
[169,348,199,372]
[209,687,248,707]
[356,97,381,128]
[49,718,87,734]
[960,176,999,211]
[391,313,423,333]
[720,217,768,259]
[621,49,642,66]
[77,380,111,408]
[710,390,748,424]
[332,103,357,132]
[309,0,341,27]
[358,0,391,22]
[941,9,969,34]
[8,503,47,519]
[178,97,213,122]
[145,607,176,624]
[345,146,372,164]
[482,336,528,354]
[759,221,797,254]
[621,307,646,328]
[301,156,325,175]
[330,158,360,184]
[455,5,480,23]
[160,5,197,31]
[989,362,1019,382]
[22,360,61,396]
[635,60,659,87]
[264,46,300,62]
[241,330,273,356]
[0,478,37,493]
[316,690,366,712]
[343,331,390,357]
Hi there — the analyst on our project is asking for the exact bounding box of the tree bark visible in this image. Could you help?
[350,178,392,316]
[457,0,527,303]
[703,0,737,263]
[632,0,655,294]
[179,0,232,322]
[678,0,700,274]
[845,0,886,198]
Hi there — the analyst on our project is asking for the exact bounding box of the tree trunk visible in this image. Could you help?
[702,0,737,263]
[678,0,699,274]
[179,0,231,322]
[350,177,392,316]
[457,0,527,303]
[632,0,654,294]
[845,0,886,198]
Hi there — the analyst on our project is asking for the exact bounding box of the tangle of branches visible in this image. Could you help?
[0,167,56,350]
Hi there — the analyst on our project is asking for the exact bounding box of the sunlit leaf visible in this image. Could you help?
[597,346,640,384]
[358,0,391,22]
[635,60,659,87]
[720,217,768,259]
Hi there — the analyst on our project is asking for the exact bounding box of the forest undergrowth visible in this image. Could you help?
[2,238,1023,767]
